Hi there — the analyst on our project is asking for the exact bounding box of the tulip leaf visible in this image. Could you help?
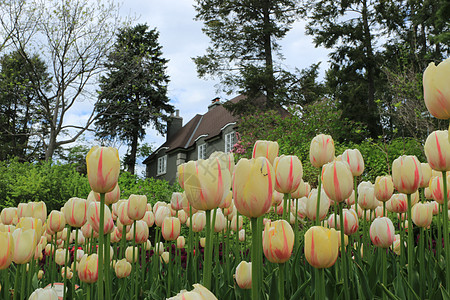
[379,283,401,300]
[289,277,311,300]
[354,261,373,300]
[268,268,279,300]
[441,285,450,300]
[400,272,421,300]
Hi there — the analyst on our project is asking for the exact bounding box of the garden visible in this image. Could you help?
[0,57,449,300]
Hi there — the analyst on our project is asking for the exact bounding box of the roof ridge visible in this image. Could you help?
[184,115,204,148]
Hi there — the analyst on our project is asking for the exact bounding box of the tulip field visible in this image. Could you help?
[0,58,449,300]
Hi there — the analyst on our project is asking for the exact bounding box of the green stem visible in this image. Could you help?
[168,242,172,297]
[105,232,112,300]
[442,170,450,290]
[73,229,79,293]
[315,168,323,225]
[294,197,299,251]
[363,209,367,261]
[236,210,241,260]
[120,224,126,258]
[188,206,194,287]
[279,263,285,300]
[63,225,71,300]
[132,220,137,300]
[381,247,387,300]
[437,204,442,259]
[51,234,56,286]
[98,193,105,300]
[419,227,425,300]
[13,264,20,300]
[251,217,261,300]
[399,214,405,266]
[203,209,214,290]
[339,203,349,300]
[407,193,414,298]
[20,263,26,300]
[282,193,288,221]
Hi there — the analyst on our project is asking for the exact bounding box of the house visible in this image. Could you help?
[143,95,246,184]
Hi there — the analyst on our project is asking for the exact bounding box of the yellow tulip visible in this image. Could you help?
[47,210,66,234]
[0,207,16,225]
[304,226,339,268]
[273,155,303,194]
[86,146,120,193]
[143,211,155,227]
[429,174,450,204]
[411,202,433,228]
[374,176,394,202]
[127,194,147,220]
[191,212,206,233]
[235,261,252,289]
[369,217,395,248]
[0,231,14,269]
[420,163,432,188]
[17,217,43,237]
[392,155,422,194]
[341,149,364,176]
[177,162,186,189]
[291,180,310,199]
[233,157,274,218]
[114,258,132,278]
[423,58,450,120]
[12,228,37,264]
[262,220,294,264]
[125,246,139,263]
[183,157,232,211]
[305,189,330,221]
[210,151,235,175]
[28,287,58,299]
[161,217,181,241]
[160,251,170,264]
[177,236,185,249]
[131,220,149,243]
[87,202,114,234]
[78,254,99,283]
[171,192,184,211]
[321,161,353,203]
[309,134,335,168]
[55,248,66,266]
[63,197,87,228]
[252,140,279,165]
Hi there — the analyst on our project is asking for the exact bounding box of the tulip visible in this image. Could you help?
[125,246,139,263]
[341,149,364,176]
[131,220,149,243]
[291,180,311,199]
[28,287,58,300]
[273,155,303,194]
[304,226,339,268]
[214,209,226,232]
[200,237,206,248]
[37,270,44,280]
[423,58,450,120]
[16,217,44,237]
[424,130,450,172]
[345,191,355,206]
[305,189,330,221]
[61,267,73,279]
[118,201,134,226]
[115,258,132,278]
[358,184,378,210]
[177,210,188,224]
[233,157,274,218]
[239,229,245,242]
[322,161,353,203]
[272,191,284,206]
[87,202,114,234]
[0,231,13,269]
[12,228,37,264]
[161,251,170,264]
[369,217,395,248]
[78,254,99,283]
[252,140,279,165]
[155,205,171,227]
[177,236,186,249]
[47,210,66,234]
[309,134,335,168]
[17,203,27,219]
[386,193,408,213]
[183,157,232,211]
[143,211,155,227]
[374,176,394,202]
[420,163,433,188]
[336,231,349,247]
[191,212,206,233]
[392,155,422,194]
[63,197,87,228]
[127,194,147,221]
[230,215,243,232]
[177,162,186,189]
[262,220,294,264]
[211,151,235,174]
[219,191,233,209]
[235,261,252,289]
[429,174,450,204]
[171,192,184,211]
[162,217,181,241]
[1,207,16,225]
[55,249,66,266]
[411,202,433,228]
[86,146,120,193]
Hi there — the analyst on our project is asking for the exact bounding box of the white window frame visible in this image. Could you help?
[198,143,206,160]
[224,131,235,153]
[157,155,167,175]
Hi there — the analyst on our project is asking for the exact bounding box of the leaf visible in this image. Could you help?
[354,261,373,300]
[379,283,401,300]
[268,268,278,299]
[289,278,311,300]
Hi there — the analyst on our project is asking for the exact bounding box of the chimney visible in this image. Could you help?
[208,97,222,111]
[167,109,182,141]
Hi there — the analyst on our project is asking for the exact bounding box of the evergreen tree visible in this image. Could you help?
[95,24,173,174]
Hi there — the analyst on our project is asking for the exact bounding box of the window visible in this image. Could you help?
[198,143,206,159]
[157,155,167,175]
[224,132,235,153]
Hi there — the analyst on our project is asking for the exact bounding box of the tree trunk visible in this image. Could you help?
[262,0,275,108]
[127,132,138,175]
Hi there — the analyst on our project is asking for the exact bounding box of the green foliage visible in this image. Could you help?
[0,159,91,211]
[118,171,181,205]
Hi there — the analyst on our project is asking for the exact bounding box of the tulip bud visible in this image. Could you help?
[233,157,274,218]
[423,58,450,120]
[411,202,433,228]
[143,211,155,227]
[177,236,185,249]
[0,207,16,225]
[200,237,206,248]
[63,197,87,228]
[219,191,233,209]
[291,180,311,199]
[273,155,303,194]
[115,258,132,278]
[392,155,422,194]
[29,287,58,300]
[155,206,171,227]
[374,176,394,202]
[87,202,114,234]
[252,140,279,165]
[177,163,186,189]
[309,134,335,168]
[191,212,206,232]
[131,220,149,243]
[161,251,170,264]
[127,194,147,221]
[37,270,44,280]
[235,261,252,289]
[78,254,99,283]
[304,226,339,268]
[262,219,294,263]
[125,246,139,263]
[370,217,395,248]
[238,229,245,241]
[12,228,38,264]
[177,210,188,225]
[161,217,181,241]
[47,210,66,234]
[0,231,14,269]
[305,189,330,221]
[86,146,120,193]
[429,174,450,204]
[322,161,353,203]
[358,185,378,210]
[183,157,232,211]
[341,149,364,176]
[171,192,184,211]
[61,267,73,279]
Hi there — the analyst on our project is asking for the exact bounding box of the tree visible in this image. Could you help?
[95,24,173,174]
[0,51,51,161]
[193,0,303,113]
[6,0,122,161]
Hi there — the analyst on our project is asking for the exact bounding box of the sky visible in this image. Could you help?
[65,0,331,175]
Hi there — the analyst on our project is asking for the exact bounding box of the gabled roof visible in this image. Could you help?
[143,95,245,164]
